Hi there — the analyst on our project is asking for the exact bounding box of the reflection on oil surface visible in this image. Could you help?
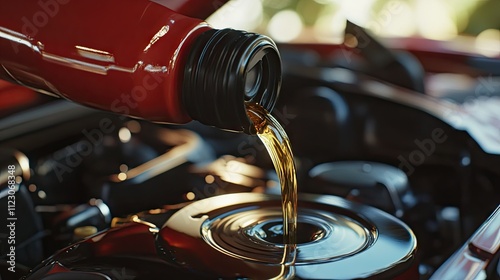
[159,193,417,279]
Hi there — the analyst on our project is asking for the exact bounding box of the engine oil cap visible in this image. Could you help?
[158,193,418,279]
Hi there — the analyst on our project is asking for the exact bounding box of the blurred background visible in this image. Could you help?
[1,1,498,279]
[207,0,500,57]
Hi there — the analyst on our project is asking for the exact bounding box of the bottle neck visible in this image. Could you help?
[182,29,281,134]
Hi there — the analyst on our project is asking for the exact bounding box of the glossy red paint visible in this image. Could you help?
[280,37,495,76]
[0,0,215,123]
[90,223,158,257]
[0,80,38,112]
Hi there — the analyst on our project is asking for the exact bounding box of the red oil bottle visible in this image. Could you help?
[0,0,281,133]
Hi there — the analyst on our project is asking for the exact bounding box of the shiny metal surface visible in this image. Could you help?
[160,193,417,279]
[430,206,500,280]
[470,205,500,259]
[203,207,371,264]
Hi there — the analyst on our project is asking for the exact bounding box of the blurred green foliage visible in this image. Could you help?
[260,0,499,36]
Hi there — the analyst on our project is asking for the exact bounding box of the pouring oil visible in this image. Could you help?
[246,102,298,265]
[159,103,416,278]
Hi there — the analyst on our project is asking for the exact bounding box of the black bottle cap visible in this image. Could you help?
[182,29,281,134]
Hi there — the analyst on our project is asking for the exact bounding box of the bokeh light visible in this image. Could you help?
[313,6,346,43]
[372,1,416,37]
[118,127,131,143]
[475,29,500,57]
[268,10,303,42]
[208,0,500,46]
[415,0,457,40]
[206,0,263,31]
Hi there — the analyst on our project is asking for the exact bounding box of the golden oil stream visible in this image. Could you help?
[246,102,298,267]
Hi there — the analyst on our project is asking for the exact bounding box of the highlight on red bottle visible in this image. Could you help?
[0,0,281,133]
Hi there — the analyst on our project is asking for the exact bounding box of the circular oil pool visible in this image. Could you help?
[159,193,417,279]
